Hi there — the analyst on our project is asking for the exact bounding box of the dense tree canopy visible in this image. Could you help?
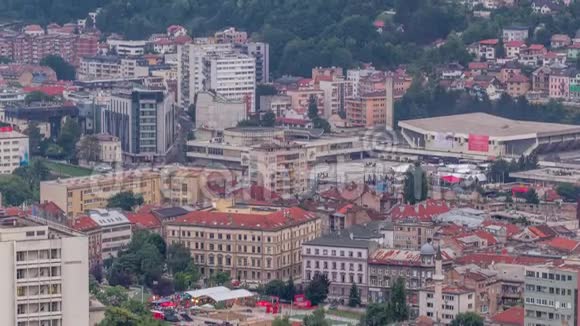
[40,55,76,81]
[107,191,144,211]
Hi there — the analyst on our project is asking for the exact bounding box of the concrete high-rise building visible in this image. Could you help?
[238,42,270,84]
[202,52,256,112]
[524,265,580,326]
[0,215,89,326]
[101,88,176,163]
[177,43,235,108]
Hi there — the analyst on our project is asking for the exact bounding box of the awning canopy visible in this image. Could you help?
[184,287,254,303]
[441,175,462,183]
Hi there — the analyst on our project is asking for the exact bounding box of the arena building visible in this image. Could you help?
[398,113,580,157]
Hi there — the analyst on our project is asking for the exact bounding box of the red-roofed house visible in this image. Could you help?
[542,237,580,254]
[492,306,524,326]
[164,204,321,282]
[33,201,67,224]
[167,25,188,37]
[479,39,499,59]
[505,40,527,58]
[455,253,559,267]
[389,199,452,222]
[126,211,162,234]
[481,220,521,239]
[70,215,102,267]
[506,74,530,97]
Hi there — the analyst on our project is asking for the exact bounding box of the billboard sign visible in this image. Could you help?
[468,134,489,152]
[432,132,454,150]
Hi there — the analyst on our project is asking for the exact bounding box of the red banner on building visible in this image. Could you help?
[468,134,489,152]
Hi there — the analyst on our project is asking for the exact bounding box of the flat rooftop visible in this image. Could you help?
[399,113,580,138]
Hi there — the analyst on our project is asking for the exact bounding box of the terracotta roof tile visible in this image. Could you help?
[492,306,524,326]
[169,206,317,231]
[542,237,580,253]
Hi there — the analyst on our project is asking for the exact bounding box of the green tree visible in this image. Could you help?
[40,55,76,80]
[187,104,196,124]
[348,283,361,307]
[261,111,276,127]
[265,279,286,298]
[107,191,144,211]
[450,312,484,326]
[305,274,330,306]
[57,118,81,159]
[525,188,540,204]
[273,316,292,326]
[313,117,331,133]
[95,286,129,306]
[85,15,95,29]
[166,243,194,274]
[0,175,33,205]
[285,278,296,301]
[556,183,580,202]
[307,95,319,120]
[25,91,53,104]
[138,242,164,284]
[495,38,506,58]
[388,277,409,321]
[13,159,51,200]
[77,135,101,162]
[23,122,43,156]
[403,171,416,204]
[211,271,231,286]
[303,308,331,326]
[361,303,393,326]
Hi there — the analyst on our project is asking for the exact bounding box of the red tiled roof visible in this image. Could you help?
[70,215,99,232]
[481,220,520,237]
[492,306,524,326]
[369,248,454,266]
[174,35,193,44]
[479,39,499,45]
[528,44,545,51]
[472,229,498,245]
[507,74,529,83]
[437,224,465,236]
[23,85,76,96]
[230,184,281,201]
[373,20,385,28]
[504,40,526,48]
[126,211,162,230]
[542,237,580,253]
[456,253,558,266]
[528,225,556,239]
[170,207,317,231]
[389,199,451,222]
[36,201,64,215]
[468,62,488,70]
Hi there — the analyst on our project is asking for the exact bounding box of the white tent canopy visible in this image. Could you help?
[185,287,254,303]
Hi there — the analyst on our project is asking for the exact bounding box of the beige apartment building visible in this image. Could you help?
[0,215,89,326]
[40,166,220,218]
[248,141,308,196]
[164,200,321,284]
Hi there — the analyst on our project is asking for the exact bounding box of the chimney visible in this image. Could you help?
[385,76,394,130]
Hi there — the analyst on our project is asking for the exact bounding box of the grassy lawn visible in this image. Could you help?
[326,309,364,320]
[41,160,93,177]
[289,313,356,326]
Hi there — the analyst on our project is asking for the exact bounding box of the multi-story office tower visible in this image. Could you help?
[0,127,29,174]
[202,52,256,111]
[237,42,269,84]
[0,215,89,326]
[101,88,176,163]
[524,265,579,326]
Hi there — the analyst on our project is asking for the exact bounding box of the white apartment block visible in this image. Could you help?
[78,56,149,81]
[195,91,246,130]
[419,286,476,325]
[202,53,256,112]
[302,235,376,303]
[106,40,147,56]
[177,43,235,108]
[0,219,89,326]
[0,129,29,174]
[87,209,132,260]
